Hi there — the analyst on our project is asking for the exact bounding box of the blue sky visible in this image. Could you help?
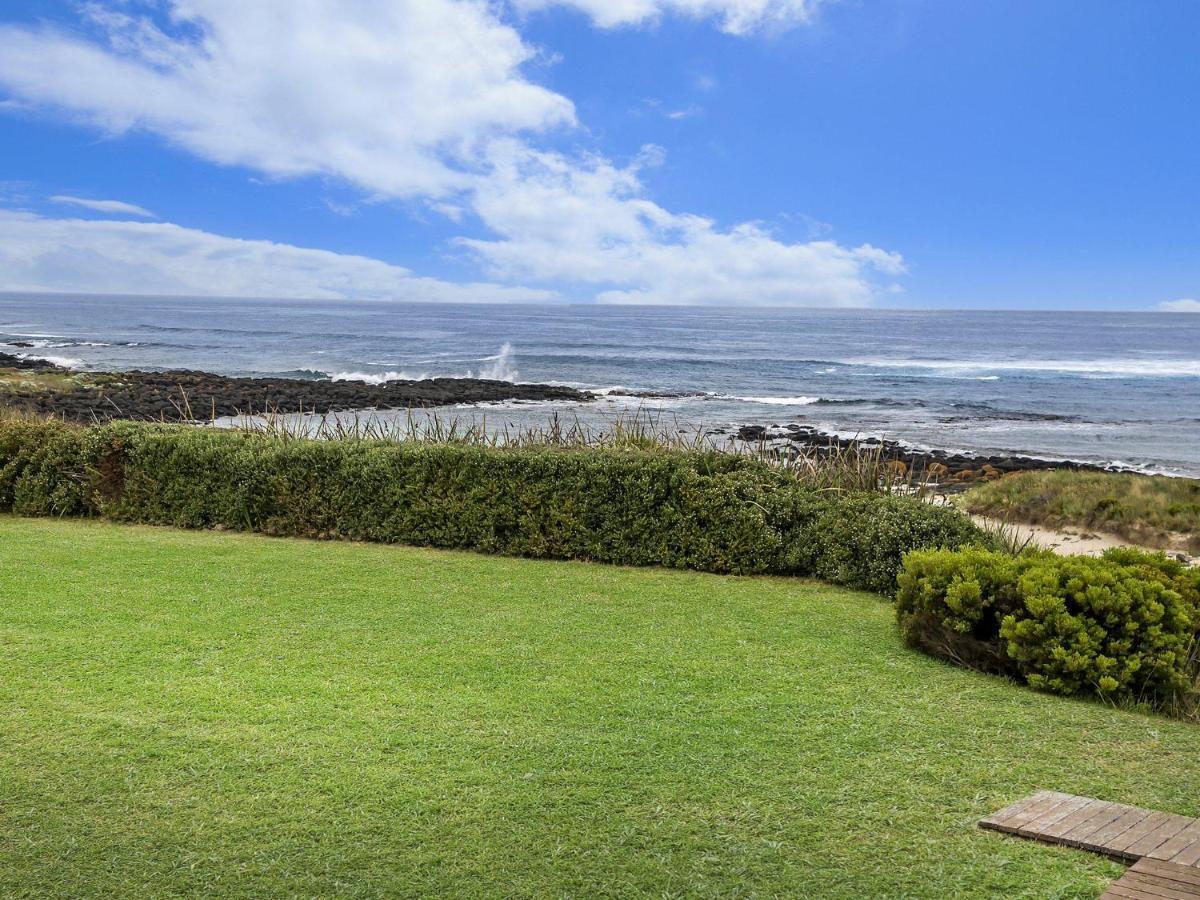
[0,0,1197,310]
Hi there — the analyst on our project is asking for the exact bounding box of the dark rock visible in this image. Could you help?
[729,419,1112,489]
[605,388,706,400]
[736,425,770,441]
[0,352,55,371]
[0,355,594,423]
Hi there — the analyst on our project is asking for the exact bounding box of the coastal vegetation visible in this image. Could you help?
[5,516,1200,897]
[962,469,1200,554]
[898,547,1200,716]
[3,412,1199,715]
[0,414,985,595]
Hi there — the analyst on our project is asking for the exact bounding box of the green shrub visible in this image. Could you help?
[897,547,1200,710]
[804,495,990,596]
[0,417,96,517]
[0,417,990,591]
[895,548,1028,676]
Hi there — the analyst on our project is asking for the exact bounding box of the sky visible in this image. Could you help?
[0,0,1197,310]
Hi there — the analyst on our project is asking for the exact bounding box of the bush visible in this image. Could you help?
[897,547,1200,710]
[0,417,991,591]
[0,417,96,517]
[804,494,988,596]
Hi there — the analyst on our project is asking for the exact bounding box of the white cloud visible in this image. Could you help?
[462,142,904,306]
[1158,299,1200,313]
[0,1,574,199]
[0,0,899,307]
[0,210,557,303]
[51,195,157,217]
[513,0,830,34]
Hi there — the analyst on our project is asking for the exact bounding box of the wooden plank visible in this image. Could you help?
[1101,885,1149,900]
[1148,823,1200,863]
[1085,808,1157,858]
[980,791,1200,881]
[1116,885,1178,900]
[1060,804,1131,849]
[1117,877,1198,900]
[1119,871,1200,898]
[1169,839,1200,869]
[1040,798,1111,839]
[1132,859,1200,888]
[1017,794,1095,838]
[978,790,1060,833]
[1002,791,1078,833]
[1125,817,1197,859]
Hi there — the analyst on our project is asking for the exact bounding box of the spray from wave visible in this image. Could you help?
[476,342,518,382]
[328,370,426,385]
[324,343,519,385]
[13,352,83,368]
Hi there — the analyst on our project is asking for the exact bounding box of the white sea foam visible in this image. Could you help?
[9,339,110,349]
[727,395,821,405]
[15,353,82,368]
[847,357,1200,377]
[1,330,65,339]
[329,370,426,384]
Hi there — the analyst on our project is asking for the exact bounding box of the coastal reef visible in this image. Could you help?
[0,353,591,422]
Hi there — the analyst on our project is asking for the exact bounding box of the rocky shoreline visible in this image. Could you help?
[723,422,1113,490]
[0,353,1156,484]
[0,353,593,423]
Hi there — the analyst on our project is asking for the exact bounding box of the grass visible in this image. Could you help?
[961,470,1200,553]
[0,368,85,390]
[234,408,922,495]
[2,518,1199,898]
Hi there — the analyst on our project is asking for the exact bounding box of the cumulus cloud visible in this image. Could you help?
[0,0,899,307]
[51,195,157,217]
[462,142,903,306]
[0,1,574,199]
[514,0,830,34]
[1158,299,1200,312]
[0,210,557,302]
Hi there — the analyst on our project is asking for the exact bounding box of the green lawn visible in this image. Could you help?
[2,518,1198,898]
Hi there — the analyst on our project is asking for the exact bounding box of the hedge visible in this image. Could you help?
[0,417,989,593]
[896,547,1200,711]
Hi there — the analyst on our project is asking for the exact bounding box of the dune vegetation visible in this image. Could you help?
[962,470,1200,553]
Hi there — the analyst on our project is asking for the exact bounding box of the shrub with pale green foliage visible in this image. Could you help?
[0,416,988,592]
[897,547,1200,711]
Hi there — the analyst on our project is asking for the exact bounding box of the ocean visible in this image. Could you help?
[2,293,1198,475]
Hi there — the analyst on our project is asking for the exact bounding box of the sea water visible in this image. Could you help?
[2,293,1198,475]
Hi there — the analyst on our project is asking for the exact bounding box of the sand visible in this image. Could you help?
[971,515,1198,566]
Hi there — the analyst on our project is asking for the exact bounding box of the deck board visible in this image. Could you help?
[981,793,1200,898]
[981,793,1200,867]
[1100,859,1200,899]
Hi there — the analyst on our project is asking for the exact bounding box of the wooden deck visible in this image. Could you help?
[980,791,1200,898]
[1103,858,1200,899]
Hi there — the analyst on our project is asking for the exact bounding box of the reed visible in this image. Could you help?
[216,406,922,496]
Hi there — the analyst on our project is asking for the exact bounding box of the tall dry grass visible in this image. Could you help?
[213,406,924,496]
